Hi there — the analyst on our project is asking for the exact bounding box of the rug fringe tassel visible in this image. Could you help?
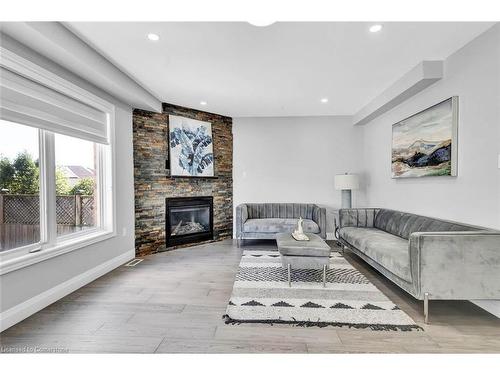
[222,315,423,332]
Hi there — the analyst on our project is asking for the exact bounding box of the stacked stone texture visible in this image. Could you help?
[133,103,233,256]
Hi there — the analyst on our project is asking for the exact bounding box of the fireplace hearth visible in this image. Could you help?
[165,196,214,247]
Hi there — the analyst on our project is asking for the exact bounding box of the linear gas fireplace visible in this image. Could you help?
[165,196,214,247]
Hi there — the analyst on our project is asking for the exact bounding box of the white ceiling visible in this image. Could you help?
[66,22,494,117]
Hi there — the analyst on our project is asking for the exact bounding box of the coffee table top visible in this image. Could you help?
[276,232,331,257]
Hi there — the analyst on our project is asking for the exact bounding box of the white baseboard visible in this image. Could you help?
[0,249,135,332]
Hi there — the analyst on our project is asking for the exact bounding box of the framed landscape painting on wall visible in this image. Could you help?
[168,115,215,177]
[391,96,458,178]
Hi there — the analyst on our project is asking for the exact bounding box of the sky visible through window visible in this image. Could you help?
[0,119,95,169]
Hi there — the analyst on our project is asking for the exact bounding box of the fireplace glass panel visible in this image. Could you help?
[169,206,210,236]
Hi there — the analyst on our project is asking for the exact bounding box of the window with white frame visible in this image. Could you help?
[0,120,41,251]
[0,47,115,271]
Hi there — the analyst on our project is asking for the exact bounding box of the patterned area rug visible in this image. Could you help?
[223,250,422,331]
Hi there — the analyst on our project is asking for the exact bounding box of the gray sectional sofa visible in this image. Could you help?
[337,208,500,323]
[235,203,327,245]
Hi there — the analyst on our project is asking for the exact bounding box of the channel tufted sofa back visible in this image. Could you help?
[339,208,482,240]
[246,203,317,220]
[373,209,479,240]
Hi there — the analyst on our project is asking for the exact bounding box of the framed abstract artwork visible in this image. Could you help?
[168,115,215,177]
[391,96,458,178]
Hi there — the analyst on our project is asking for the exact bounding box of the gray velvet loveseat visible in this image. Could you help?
[337,208,500,323]
[236,203,327,245]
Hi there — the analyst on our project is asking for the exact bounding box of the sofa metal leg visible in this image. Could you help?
[424,292,430,324]
[338,245,346,255]
[287,263,291,287]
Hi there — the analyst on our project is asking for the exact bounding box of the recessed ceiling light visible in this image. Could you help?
[320,98,329,103]
[200,101,207,106]
[248,20,276,27]
[147,33,160,41]
[369,24,383,33]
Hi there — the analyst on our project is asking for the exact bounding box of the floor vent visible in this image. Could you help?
[125,258,144,267]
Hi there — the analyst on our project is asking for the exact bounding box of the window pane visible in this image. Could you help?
[54,133,98,237]
[0,120,40,251]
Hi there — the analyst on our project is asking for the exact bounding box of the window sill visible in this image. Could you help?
[0,230,116,276]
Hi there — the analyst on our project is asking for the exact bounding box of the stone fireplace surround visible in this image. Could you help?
[133,103,233,256]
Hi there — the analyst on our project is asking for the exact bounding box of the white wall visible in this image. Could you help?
[361,23,500,230]
[233,116,366,236]
[0,37,135,329]
[361,24,500,316]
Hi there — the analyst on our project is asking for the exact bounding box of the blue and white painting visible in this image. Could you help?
[168,115,214,177]
[392,97,458,178]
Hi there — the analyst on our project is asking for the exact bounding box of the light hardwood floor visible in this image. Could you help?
[1,239,499,353]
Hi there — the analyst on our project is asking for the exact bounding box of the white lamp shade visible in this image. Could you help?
[335,174,359,190]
